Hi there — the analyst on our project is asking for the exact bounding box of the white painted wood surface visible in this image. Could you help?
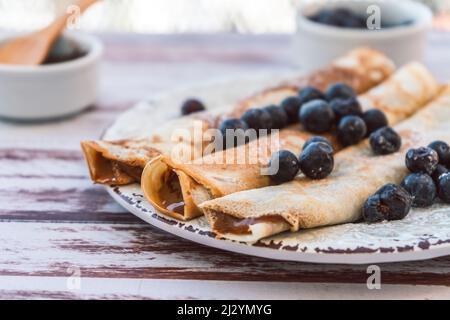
[1,276,450,300]
[1,33,450,299]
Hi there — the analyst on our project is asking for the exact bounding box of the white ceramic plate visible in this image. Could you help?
[104,73,450,264]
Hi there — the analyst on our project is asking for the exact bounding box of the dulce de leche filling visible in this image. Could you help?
[114,162,144,182]
[157,170,185,215]
[85,146,142,185]
[212,212,286,235]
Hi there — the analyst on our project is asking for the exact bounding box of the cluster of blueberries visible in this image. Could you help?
[263,83,401,184]
[296,84,398,150]
[308,8,368,29]
[307,7,410,29]
[363,141,450,223]
[235,83,396,149]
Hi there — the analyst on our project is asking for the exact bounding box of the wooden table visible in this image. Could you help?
[1,32,450,300]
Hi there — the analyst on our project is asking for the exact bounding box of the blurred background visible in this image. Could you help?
[0,0,449,33]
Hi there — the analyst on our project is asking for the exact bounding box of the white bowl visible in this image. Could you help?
[0,32,103,121]
[293,0,433,71]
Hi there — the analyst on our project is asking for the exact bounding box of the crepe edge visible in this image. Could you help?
[141,156,207,221]
[80,140,150,185]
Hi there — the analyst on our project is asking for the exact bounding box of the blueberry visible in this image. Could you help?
[401,173,436,207]
[438,173,450,203]
[325,83,356,101]
[362,184,412,223]
[334,9,364,28]
[268,150,300,184]
[362,195,385,223]
[181,98,206,115]
[362,109,388,136]
[281,96,303,124]
[428,141,450,167]
[309,13,320,23]
[343,16,366,28]
[369,127,402,155]
[219,118,249,148]
[299,142,334,179]
[241,108,273,134]
[432,164,448,185]
[333,8,353,19]
[219,118,248,133]
[264,105,288,129]
[405,147,439,175]
[303,136,333,152]
[337,115,367,146]
[298,86,325,105]
[310,8,367,29]
[330,97,363,122]
[311,10,343,26]
[299,100,335,133]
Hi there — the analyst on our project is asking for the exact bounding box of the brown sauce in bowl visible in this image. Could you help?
[43,37,87,64]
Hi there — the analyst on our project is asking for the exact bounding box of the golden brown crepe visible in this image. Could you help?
[81,48,395,186]
[201,85,450,242]
[141,62,440,220]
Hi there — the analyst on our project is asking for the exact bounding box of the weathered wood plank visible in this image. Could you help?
[0,176,144,223]
[0,149,86,180]
[1,276,449,300]
[0,152,142,222]
[0,222,449,285]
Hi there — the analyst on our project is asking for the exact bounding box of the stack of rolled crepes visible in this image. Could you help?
[81,47,447,242]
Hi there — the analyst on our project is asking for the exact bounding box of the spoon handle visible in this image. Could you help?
[39,0,99,42]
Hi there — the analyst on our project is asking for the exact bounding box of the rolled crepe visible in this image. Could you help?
[81,48,394,185]
[142,62,440,220]
[201,85,450,242]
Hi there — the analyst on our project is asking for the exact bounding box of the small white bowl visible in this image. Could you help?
[293,0,433,71]
[0,31,103,121]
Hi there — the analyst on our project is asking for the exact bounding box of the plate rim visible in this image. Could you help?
[107,184,450,264]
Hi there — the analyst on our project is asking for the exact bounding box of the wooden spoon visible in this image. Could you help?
[0,0,98,66]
